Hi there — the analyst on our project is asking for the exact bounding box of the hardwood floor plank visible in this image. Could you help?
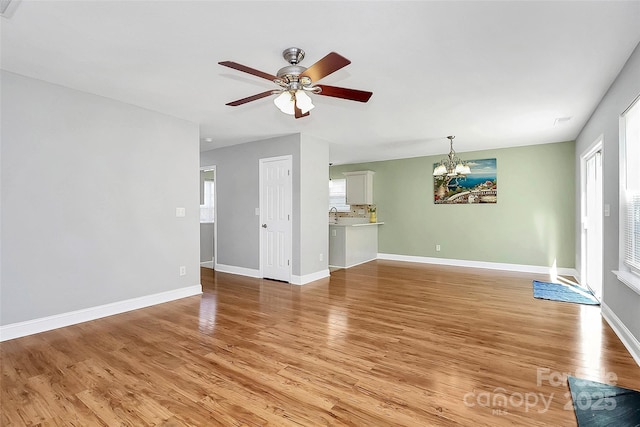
[2,261,640,425]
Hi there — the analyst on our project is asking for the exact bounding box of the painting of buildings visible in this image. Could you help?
[434,158,497,204]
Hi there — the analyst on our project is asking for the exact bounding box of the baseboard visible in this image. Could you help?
[214,263,260,278]
[290,269,330,285]
[200,259,214,269]
[0,284,203,342]
[211,262,328,286]
[329,257,378,270]
[601,302,640,367]
[377,253,578,278]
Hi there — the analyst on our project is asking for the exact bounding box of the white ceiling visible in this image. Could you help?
[2,1,639,164]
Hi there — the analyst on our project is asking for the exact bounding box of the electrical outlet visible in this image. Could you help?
[176,207,185,217]
[179,266,186,276]
[436,244,441,252]
[319,253,323,261]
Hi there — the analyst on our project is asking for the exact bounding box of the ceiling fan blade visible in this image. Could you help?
[219,61,279,82]
[316,85,373,103]
[225,90,276,106]
[300,52,351,82]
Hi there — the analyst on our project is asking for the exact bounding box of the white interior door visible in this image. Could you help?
[582,146,603,300]
[260,156,292,282]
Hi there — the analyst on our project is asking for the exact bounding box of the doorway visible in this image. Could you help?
[581,139,603,300]
[259,156,292,282]
[200,165,216,270]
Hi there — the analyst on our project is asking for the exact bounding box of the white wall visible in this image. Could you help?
[300,134,330,277]
[575,42,640,353]
[0,71,201,326]
[200,223,214,263]
[200,133,330,283]
[200,134,301,273]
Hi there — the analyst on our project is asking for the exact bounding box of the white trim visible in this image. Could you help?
[214,263,261,278]
[213,263,329,285]
[601,302,640,367]
[200,165,217,280]
[290,269,330,285]
[618,99,640,289]
[200,259,214,269]
[377,253,578,278]
[329,257,379,270]
[579,137,604,299]
[613,270,640,296]
[0,0,22,18]
[0,285,202,342]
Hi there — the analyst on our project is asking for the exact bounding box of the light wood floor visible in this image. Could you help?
[2,261,639,426]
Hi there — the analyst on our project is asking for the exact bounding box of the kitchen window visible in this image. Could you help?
[329,179,350,212]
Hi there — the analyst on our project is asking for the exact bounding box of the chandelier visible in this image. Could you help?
[433,136,471,177]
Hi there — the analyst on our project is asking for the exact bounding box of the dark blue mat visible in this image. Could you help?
[532,280,599,305]
[568,376,640,426]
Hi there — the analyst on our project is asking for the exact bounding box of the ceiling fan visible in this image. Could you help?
[219,47,373,119]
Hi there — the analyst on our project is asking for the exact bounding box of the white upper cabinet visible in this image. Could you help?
[344,171,375,205]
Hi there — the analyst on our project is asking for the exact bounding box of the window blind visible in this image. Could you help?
[626,194,640,271]
[329,178,350,212]
[623,96,640,273]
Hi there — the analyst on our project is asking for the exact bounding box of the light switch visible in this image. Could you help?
[604,204,610,217]
[255,208,260,216]
[176,207,185,217]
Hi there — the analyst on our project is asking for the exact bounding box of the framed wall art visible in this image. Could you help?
[434,158,497,204]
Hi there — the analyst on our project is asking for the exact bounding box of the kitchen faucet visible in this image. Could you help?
[329,207,338,224]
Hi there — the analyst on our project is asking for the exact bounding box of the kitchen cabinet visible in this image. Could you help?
[344,170,374,205]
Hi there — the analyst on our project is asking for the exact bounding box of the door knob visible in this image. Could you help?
[262,224,267,228]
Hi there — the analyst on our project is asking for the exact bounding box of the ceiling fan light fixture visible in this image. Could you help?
[220,48,372,118]
[295,90,314,114]
[274,91,295,115]
[274,90,314,115]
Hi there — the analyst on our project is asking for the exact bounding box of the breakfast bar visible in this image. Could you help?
[328,222,384,268]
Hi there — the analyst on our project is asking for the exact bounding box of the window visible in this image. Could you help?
[329,179,350,212]
[620,95,640,277]
[200,179,215,222]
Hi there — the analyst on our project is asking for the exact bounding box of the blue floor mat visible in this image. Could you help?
[568,376,640,426]
[532,280,599,305]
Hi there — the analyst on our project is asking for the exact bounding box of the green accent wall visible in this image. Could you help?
[331,141,575,268]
